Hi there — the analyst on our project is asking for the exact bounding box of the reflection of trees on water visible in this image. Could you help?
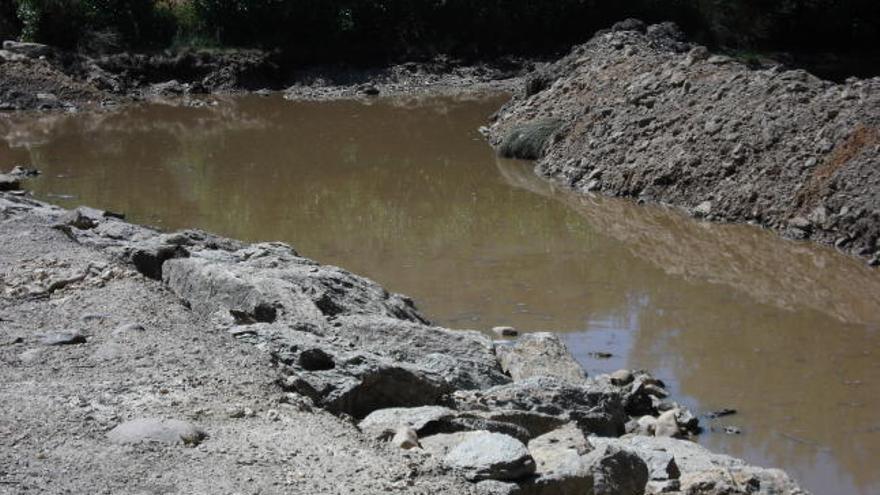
[497,158,880,494]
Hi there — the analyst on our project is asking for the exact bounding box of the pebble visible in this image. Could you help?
[609,369,634,386]
[40,331,86,346]
[704,408,737,419]
[392,426,420,450]
[107,418,206,446]
[112,322,146,337]
[492,326,518,338]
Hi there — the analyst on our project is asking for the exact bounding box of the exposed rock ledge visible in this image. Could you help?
[487,20,880,265]
[0,192,805,494]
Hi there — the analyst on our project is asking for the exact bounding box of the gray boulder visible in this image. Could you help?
[496,332,586,383]
[359,406,458,438]
[590,436,806,495]
[162,242,425,325]
[107,418,206,446]
[582,444,649,495]
[358,405,532,442]
[452,376,626,437]
[522,423,595,494]
[444,432,536,482]
[332,315,509,390]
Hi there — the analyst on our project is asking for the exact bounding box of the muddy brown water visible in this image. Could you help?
[1,95,878,495]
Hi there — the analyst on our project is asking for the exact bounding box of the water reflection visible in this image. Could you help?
[0,95,877,495]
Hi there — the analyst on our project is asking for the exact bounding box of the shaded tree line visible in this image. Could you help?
[1,0,877,63]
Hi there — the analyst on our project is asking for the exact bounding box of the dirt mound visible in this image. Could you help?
[488,21,880,264]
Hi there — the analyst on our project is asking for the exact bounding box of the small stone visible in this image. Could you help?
[0,174,21,191]
[704,408,737,419]
[227,406,246,419]
[723,426,742,435]
[787,216,811,230]
[654,409,681,438]
[635,415,657,436]
[392,426,420,450]
[360,85,380,96]
[19,348,43,364]
[9,165,40,177]
[107,418,206,445]
[40,331,86,346]
[492,326,518,338]
[266,409,281,422]
[693,201,713,217]
[112,322,146,337]
[609,369,633,386]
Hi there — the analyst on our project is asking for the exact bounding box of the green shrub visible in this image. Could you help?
[499,119,562,160]
[14,0,175,49]
[7,0,879,63]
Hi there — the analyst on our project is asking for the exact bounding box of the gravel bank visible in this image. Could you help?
[487,20,880,264]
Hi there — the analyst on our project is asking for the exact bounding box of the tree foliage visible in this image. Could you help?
[6,0,879,60]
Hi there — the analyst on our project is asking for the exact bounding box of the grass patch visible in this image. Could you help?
[498,119,562,160]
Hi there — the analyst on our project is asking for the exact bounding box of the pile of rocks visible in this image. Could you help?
[488,20,880,264]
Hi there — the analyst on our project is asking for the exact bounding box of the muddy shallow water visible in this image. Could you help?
[1,95,878,495]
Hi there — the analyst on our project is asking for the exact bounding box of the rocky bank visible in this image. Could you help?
[0,40,523,111]
[487,20,880,264]
[0,187,806,494]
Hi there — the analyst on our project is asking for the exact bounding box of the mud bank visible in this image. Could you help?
[0,191,806,494]
[487,20,880,264]
[0,41,524,111]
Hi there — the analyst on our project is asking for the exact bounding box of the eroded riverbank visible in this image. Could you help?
[1,94,878,494]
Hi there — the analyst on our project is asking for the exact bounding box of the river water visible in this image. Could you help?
[1,94,877,495]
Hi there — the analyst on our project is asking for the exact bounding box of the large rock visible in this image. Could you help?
[332,315,509,390]
[452,376,626,437]
[496,332,586,382]
[359,405,533,442]
[590,436,806,495]
[360,406,458,438]
[107,418,206,445]
[581,444,649,495]
[444,432,536,482]
[163,243,426,325]
[522,423,595,494]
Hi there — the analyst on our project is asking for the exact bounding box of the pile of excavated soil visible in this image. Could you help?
[488,21,880,264]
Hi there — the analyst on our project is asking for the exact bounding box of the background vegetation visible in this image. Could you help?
[3,0,878,63]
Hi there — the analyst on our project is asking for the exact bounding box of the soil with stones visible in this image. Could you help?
[0,40,526,112]
[487,20,880,265]
[0,190,806,495]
